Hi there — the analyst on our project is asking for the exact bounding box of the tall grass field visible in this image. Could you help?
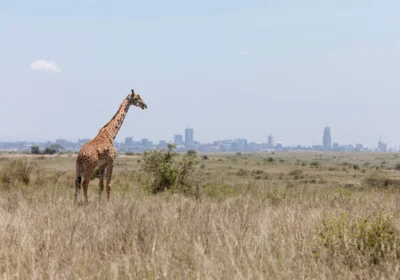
[0,150,400,279]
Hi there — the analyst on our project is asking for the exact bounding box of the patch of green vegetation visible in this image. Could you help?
[202,184,240,200]
[314,213,399,267]
[141,143,197,194]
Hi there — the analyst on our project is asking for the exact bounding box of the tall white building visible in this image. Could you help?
[185,128,194,147]
[268,134,275,147]
[323,126,332,151]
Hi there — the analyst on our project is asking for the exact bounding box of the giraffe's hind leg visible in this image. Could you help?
[98,166,106,202]
[75,163,84,205]
[82,166,95,205]
[74,176,82,205]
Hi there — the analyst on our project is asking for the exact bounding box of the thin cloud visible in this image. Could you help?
[239,51,252,56]
[30,59,61,73]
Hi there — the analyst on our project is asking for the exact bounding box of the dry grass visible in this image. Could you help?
[0,152,400,279]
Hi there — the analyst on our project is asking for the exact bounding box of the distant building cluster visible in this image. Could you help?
[0,126,396,153]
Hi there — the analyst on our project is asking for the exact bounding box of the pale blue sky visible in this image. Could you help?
[0,1,399,147]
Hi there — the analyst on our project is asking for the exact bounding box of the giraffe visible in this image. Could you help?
[74,89,147,204]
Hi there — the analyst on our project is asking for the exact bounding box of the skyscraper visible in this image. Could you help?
[378,137,387,152]
[174,134,184,146]
[185,128,194,147]
[268,134,275,148]
[323,126,332,151]
[125,137,133,146]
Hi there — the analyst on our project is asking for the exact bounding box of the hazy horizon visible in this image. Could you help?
[1,1,399,148]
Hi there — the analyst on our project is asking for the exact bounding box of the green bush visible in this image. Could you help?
[202,184,240,200]
[251,169,266,180]
[141,143,197,194]
[31,145,40,155]
[315,213,399,267]
[92,168,100,180]
[43,147,57,155]
[263,157,275,164]
[186,150,197,157]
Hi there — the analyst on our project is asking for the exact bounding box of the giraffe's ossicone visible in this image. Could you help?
[74,90,147,204]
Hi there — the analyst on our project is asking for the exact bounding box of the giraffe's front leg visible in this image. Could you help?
[105,162,114,200]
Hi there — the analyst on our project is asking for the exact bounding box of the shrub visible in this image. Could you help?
[0,158,37,188]
[31,145,40,155]
[236,168,248,177]
[251,169,264,175]
[125,152,135,156]
[315,213,399,267]
[43,148,57,155]
[141,143,197,194]
[264,157,275,163]
[395,163,400,170]
[186,150,197,157]
[251,169,266,180]
[92,168,100,180]
[364,172,400,188]
[202,184,239,200]
[352,164,360,170]
[310,161,320,168]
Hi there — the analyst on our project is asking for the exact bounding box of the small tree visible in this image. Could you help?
[141,143,197,194]
[50,144,64,152]
[31,145,40,155]
[43,148,57,155]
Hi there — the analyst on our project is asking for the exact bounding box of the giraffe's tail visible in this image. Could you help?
[75,162,83,189]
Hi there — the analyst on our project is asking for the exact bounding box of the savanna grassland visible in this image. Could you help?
[1,151,400,279]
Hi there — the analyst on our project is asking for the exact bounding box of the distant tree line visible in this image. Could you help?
[31,144,64,155]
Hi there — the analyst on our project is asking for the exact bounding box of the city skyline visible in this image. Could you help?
[0,125,397,152]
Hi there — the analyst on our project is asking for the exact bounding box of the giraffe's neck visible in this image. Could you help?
[97,96,130,141]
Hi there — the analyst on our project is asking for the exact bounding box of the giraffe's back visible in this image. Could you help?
[77,137,116,169]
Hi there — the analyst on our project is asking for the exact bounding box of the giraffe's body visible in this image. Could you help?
[75,90,147,204]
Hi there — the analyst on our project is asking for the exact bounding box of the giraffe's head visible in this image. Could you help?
[129,89,147,110]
